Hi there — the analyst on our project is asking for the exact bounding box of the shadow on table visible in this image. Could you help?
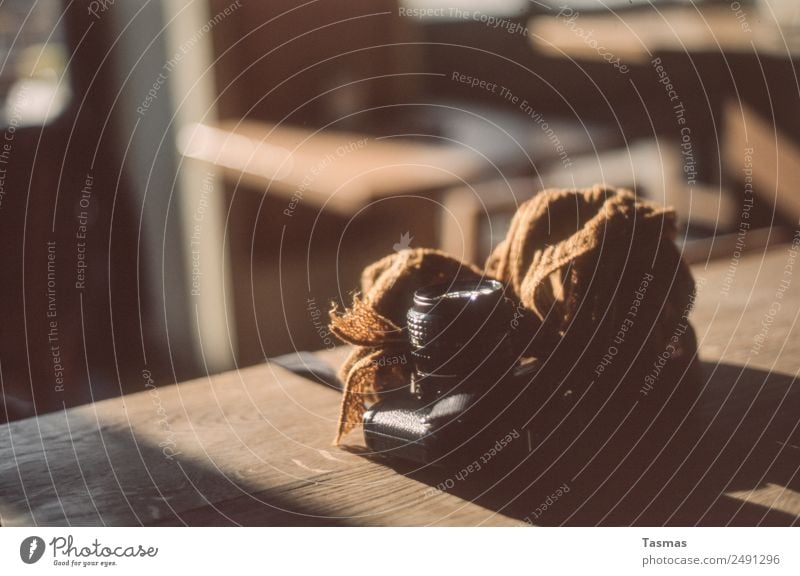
[374,360,800,526]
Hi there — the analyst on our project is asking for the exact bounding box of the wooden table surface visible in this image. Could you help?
[1,243,798,526]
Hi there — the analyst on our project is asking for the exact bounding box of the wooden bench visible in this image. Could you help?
[1,245,798,526]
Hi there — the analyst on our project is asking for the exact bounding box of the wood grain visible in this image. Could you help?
[1,245,798,526]
[0,350,515,526]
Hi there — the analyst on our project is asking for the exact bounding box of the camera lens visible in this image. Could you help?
[407,279,515,400]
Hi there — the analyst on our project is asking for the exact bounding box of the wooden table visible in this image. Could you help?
[528,5,797,63]
[178,120,485,216]
[1,244,798,526]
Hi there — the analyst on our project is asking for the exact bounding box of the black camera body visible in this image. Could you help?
[363,279,532,466]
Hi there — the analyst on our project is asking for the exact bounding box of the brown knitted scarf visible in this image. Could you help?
[329,185,697,443]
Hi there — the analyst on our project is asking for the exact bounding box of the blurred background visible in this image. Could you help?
[0,0,798,422]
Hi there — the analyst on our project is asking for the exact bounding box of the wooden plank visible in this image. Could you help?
[178,120,483,215]
[1,244,799,526]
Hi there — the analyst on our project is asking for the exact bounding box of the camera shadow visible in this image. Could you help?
[372,360,800,526]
